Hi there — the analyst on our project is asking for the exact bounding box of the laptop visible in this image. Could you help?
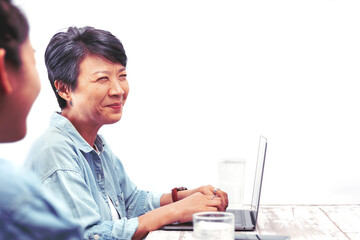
[162,136,268,231]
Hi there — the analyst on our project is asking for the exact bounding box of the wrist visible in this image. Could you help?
[171,187,187,202]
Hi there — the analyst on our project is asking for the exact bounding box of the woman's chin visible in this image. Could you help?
[104,116,122,125]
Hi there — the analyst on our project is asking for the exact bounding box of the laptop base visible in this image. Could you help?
[161,209,255,231]
[235,233,290,240]
[228,209,255,231]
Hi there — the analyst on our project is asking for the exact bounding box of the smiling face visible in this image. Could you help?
[61,54,129,130]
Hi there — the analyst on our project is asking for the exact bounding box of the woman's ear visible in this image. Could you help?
[54,80,71,101]
[0,49,13,95]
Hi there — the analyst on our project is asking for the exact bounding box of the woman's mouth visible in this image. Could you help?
[107,103,122,109]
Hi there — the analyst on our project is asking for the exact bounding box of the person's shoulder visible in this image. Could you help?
[35,123,76,147]
[0,158,19,181]
[34,112,78,148]
[25,127,82,180]
[28,127,78,160]
[0,158,41,202]
[0,159,83,239]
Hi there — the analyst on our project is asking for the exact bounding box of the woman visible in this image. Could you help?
[25,26,228,240]
[0,0,82,238]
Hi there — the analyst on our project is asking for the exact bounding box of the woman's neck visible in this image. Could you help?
[60,110,101,147]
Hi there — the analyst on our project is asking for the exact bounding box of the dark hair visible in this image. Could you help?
[0,0,29,68]
[45,26,127,109]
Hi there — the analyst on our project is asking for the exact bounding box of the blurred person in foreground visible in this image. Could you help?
[25,26,229,240]
[0,0,82,239]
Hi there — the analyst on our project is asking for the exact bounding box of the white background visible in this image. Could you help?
[2,0,360,205]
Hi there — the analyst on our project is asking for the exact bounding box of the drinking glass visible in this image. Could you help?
[218,158,246,209]
[193,212,234,240]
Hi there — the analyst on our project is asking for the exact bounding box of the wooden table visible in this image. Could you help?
[146,204,360,240]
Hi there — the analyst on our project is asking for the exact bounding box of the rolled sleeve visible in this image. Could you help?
[83,218,138,240]
[145,192,163,212]
[112,217,139,239]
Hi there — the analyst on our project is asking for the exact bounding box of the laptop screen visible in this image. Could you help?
[250,136,268,218]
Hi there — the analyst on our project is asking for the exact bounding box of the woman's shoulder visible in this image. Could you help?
[42,112,86,150]
[25,127,82,178]
[30,127,79,158]
[32,120,74,143]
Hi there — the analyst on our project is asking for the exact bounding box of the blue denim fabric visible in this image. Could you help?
[25,112,163,240]
[0,158,82,240]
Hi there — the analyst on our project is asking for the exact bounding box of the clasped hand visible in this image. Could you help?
[174,185,229,223]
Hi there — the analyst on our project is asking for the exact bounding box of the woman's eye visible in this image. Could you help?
[119,74,127,80]
[97,77,108,82]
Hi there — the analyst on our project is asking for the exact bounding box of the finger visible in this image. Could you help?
[216,190,229,209]
[205,192,226,210]
[204,185,215,196]
[206,194,218,200]
[206,195,221,202]
[212,187,219,195]
[217,195,226,211]
[217,199,226,212]
[207,196,224,211]
[206,206,219,212]
[224,192,229,208]
[217,200,226,212]
[215,192,227,211]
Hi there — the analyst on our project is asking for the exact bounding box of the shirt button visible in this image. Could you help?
[116,201,119,206]
[94,234,100,240]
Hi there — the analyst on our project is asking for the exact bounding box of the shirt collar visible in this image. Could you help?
[49,112,105,154]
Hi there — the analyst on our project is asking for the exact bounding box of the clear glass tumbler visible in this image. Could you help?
[193,212,234,240]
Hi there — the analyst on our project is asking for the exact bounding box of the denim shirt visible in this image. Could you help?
[25,112,163,240]
[0,158,82,240]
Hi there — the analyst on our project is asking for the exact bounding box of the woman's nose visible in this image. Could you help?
[109,80,124,96]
